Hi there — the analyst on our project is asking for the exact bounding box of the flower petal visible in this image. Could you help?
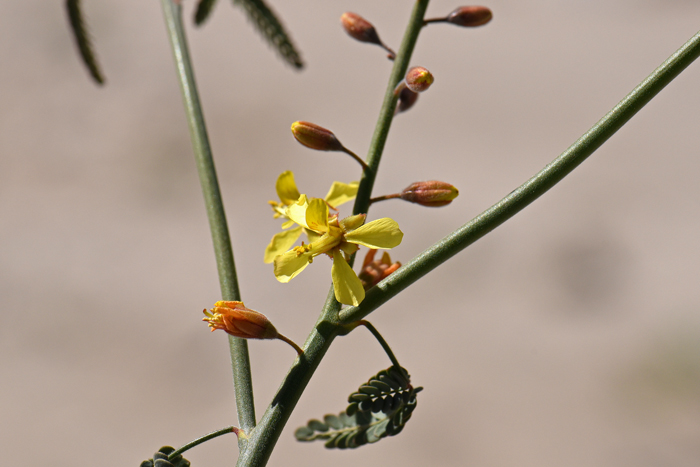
[275,171,301,205]
[304,198,330,233]
[344,218,403,249]
[264,226,303,263]
[286,194,310,228]
[324,181,359,208]
[273,248,313,282]
[331,250,365,306]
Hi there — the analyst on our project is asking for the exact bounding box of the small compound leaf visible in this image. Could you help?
[294,365,421,449]
[194,0,219,25]
[140,446,190,467]
[65,0,105,84]
[232,0,304,69]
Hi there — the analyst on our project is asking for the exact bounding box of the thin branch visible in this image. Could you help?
[339,29,700,324]
[160,0,256,436]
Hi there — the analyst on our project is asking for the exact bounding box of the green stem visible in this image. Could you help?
[357,320,404,372]
[233,6,433,467]
[352,0,431,217]
[169,426,239,459]
[339,29,700,324]
[160,0,256,436]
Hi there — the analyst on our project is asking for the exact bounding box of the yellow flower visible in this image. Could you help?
[273,196,403,306]
[264,171,358,263]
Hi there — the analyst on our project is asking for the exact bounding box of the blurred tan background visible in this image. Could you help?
[2,1,700,466]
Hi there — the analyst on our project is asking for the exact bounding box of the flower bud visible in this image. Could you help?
[404,67,434,93]
[395,87,419,115]
[340,12,396,59]
[400,181,459,207]
[291,121,345,152]
[446,6,493,27]
[203,301,280,340]
[359,249,401,290]
[341,12,382,45]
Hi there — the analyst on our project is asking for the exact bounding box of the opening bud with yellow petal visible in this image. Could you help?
[400,181,459,207]
[291,121,369,170]
[424,6,493,27]
[394,67,434,97]
[203,301,303,355]
[340,12,396,59]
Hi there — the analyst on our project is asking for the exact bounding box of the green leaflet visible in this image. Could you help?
[194,0,219,26]
[139,446,190,467]
[295,366,422,449]
[65,0,105,84]
[232,0,304,69]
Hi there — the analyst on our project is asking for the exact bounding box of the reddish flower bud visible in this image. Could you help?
[291,121,345,152]
[340,12,396,59]
[446,6,493,27]
[400,181,459,207]
[203,301,279,339]
[341,12,382,46]
[359,249,401,290]
[404,66,434,93]
[395,87,419,114]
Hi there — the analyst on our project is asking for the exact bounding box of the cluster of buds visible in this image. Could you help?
[203,301,303,355]
[291,121,369,170]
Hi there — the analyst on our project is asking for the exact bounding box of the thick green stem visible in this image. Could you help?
[340,29,700,324]
[160,0,256,436]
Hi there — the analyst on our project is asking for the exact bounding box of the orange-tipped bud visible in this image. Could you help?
[291,121,345,152]
[341,12,382,45]
[203,301,279,339]
[446,6,493,27]
[359,249,401,290]
[395,87,419,114]
[400,181,459,207]
[405,67,434,93]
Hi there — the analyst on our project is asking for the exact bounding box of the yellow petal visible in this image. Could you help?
[281,219,295,229]
[331,250,365,306]
[275,171,301,205]
[324,181,359,208]
[263,226,303,263]
[340,213,366,232]
[286,194,310,228]
[273,248,313,282]
[305,198,330,233]
[344,218,403,249]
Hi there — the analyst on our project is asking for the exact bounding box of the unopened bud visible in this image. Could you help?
[404,67,434,93]
[291,121,345,152]
[400,181,459,207]
[446,6,493,27]
[203,301,279,339]
[203,301,304,355]
[341,12,381,45]
[395,87,419,115]
[291,121,369,170]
